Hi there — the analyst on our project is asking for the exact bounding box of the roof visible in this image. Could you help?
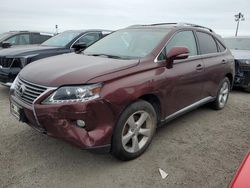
[62,29,112,32]
[60,29,112,35]
[127,23,214,33]
[5,29,112,36]
[7,31,54,36]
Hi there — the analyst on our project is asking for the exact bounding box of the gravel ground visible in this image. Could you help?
[0,85,249,188]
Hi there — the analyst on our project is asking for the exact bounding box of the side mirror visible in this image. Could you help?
[1,41,12,48]
[166,47,189,68]
[72,43,88,53]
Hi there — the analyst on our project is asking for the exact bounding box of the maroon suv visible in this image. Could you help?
[9,23,234,160]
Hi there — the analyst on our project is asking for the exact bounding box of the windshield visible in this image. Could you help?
[0,33,12,42]
[84,29,169,59]
[224,38,250,50]
[41,31,82,47]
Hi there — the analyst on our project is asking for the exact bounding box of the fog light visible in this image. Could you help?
[76,120,85,128]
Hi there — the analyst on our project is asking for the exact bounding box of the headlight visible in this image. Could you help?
[42,83,102,104]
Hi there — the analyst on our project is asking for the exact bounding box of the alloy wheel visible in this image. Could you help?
[218,81,229,108]
[121,111,154,153]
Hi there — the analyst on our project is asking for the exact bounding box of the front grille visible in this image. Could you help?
[15,77,48,105]
[0,57,14,68]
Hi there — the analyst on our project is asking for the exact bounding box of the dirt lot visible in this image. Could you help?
[0,85,249,188]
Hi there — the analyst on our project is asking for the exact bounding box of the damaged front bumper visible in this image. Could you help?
[234,61,250,88]
[9,88,116,152]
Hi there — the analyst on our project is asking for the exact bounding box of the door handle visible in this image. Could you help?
[196,64,203,71]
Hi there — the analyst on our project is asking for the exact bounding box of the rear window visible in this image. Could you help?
[196,32,218,54]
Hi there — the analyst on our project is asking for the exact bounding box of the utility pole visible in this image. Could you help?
[234,12,245,36]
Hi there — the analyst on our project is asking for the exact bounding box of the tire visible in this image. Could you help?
[111,100,157,161]
[210,77,230,110]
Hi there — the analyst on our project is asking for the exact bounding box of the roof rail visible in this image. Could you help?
[127,22,214,33]
[178,23,214,32]
[149,23,178,26]
[9,30,29,32]
[127,23,178,28]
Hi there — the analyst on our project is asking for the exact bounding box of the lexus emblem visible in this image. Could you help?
[246,60,250,65]
[18,84,26,96]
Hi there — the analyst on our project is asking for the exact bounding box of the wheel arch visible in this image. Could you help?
[139,94,162,124]
[225,73,233,89]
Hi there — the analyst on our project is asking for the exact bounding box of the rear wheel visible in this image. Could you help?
[211,77,230,110]
[111,100,157,161]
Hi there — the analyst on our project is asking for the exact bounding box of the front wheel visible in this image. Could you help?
[111,100,157,161]
[210,77,230,110]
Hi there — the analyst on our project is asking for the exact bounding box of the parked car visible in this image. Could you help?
[230,151,250,188]
[0,30,111,86]
[223,37,250,92]
[0,31,53,49]
[9,23,234,160]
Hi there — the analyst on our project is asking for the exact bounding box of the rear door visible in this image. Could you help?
[195,31,231,98]
[158,30,205,116]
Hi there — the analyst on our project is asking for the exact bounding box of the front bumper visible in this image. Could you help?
[234,63,250,88]
[9,91,115,151]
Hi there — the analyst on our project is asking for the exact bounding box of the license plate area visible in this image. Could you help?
[10,102,22,120]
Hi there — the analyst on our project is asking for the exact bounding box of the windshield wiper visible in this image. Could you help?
[86,53,123,59]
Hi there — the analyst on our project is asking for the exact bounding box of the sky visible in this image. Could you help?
[0,0,249,37]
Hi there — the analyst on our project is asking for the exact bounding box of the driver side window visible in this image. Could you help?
[6,36,18,45]
[75,33,100,46]
[157,31,198,61]
[5,34,30,45]
[166,31,197,56]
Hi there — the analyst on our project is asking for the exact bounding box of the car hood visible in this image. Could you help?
[230,49,250,60]
[20,53,140,87]
[0,45,62,57]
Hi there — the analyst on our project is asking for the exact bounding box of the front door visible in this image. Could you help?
[160,30,205,116]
